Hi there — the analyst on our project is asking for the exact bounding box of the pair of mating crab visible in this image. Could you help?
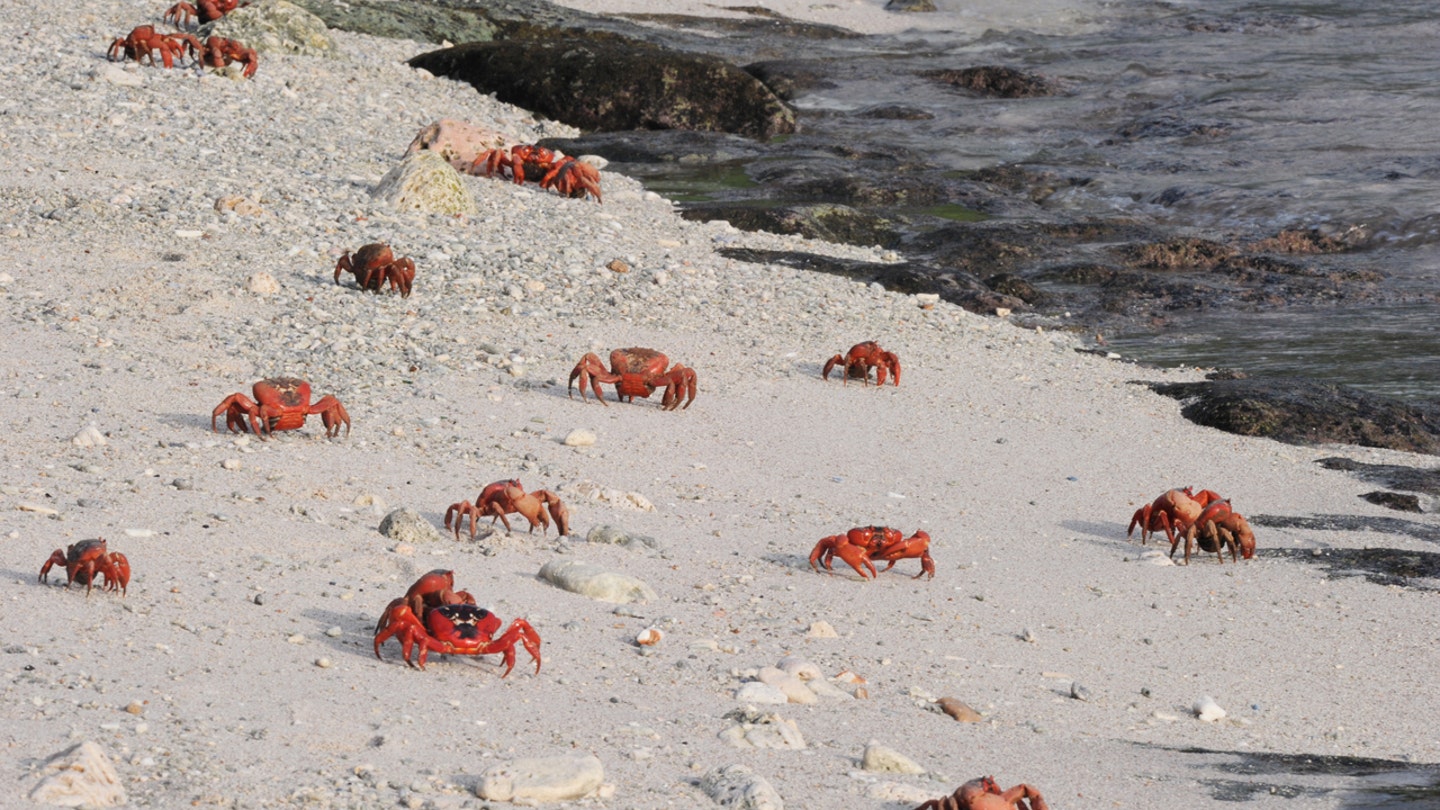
[472,143,603,203]
[444,479,571,539]
[373,570,541,675]
[1128,486,1256,564]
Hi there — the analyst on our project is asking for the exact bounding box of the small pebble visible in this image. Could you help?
[221,459,242,470]
[315,658,332,669]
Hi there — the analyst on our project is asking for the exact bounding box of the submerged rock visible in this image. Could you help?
[409,37,797,139]
[920,65,1056,98]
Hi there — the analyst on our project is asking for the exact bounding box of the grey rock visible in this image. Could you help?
[378,508,445,543]
[476,753,604,802]
[538,559,656,603]
[861,741,926,774]
[701,764,784,810]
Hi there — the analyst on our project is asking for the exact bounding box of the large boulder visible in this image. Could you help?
[409,37,797,139]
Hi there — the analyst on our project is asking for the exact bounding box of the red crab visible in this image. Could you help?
[211,377,350,439]
[540,157,602,203]
[334,243,416,298]
[199,35,257,78]
[373,570,541,675]
[163,0,248,27]
[107,25,200,69]
[568,347,697,410]
[914,776,1050,810]
[39,538,130,597]
[823,341,901,386]
[810,526,935,580]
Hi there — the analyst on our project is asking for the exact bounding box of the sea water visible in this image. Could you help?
[644,0,1440,400]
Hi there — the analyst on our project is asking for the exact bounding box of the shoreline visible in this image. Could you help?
[5,0,1439,807]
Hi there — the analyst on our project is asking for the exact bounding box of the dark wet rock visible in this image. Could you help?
[1316,456,1440,496]
[1250,512,1440,543]
[1145,378,1440,453]
[744,61,839,101]
[717,247,1027,315]
[1260,547,1440,589]
[919,66,1056,98]
[908,221,1136,275]
[886,0,938,12]
[855,104,934,121]
[409,37,797,138]
[1360,491,1422,512]
[983,273,1043,304]
[681,203,901,248]
[1035,263,1122,285]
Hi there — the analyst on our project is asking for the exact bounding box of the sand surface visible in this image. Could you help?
[4,0,1439,807]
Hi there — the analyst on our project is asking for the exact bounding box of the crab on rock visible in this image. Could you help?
[823,341,901,386]
[569,347,697,410]
[334,243,416,298]
[913,776,1050,810]
[163,0,247,27]
[211,377,350,439]
[373,570,541,675]
[199,36,257,79]
[108,25,200,69]
[39,538,130,597]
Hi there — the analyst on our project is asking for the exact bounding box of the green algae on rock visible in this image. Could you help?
[371,152,478,216]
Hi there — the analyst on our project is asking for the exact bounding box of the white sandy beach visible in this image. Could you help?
[4,0,1439,807]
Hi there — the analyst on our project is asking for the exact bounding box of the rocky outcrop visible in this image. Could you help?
[1146,378,1440,454]
[409,38,796,139]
